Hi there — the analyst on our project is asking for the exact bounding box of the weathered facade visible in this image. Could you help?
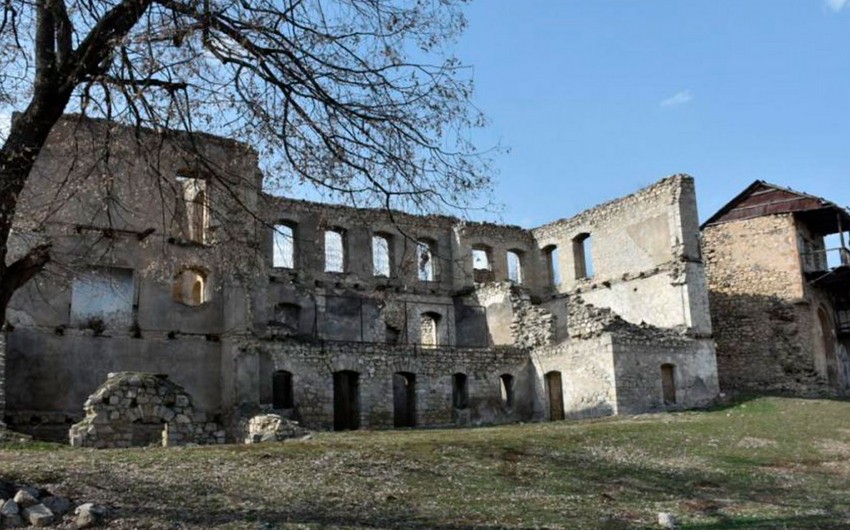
[702,181,850,394]
[2,116,719,444]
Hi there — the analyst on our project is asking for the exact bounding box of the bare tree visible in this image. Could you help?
[0,0,490,320]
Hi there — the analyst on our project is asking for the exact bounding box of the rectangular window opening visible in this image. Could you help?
[325,229,345,273]
[273,224,295,268]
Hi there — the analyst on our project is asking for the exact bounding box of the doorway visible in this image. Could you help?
[393,372,416,427]
[545,371,564,421]
[333,370,360,431]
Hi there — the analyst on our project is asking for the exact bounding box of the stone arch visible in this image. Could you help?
[69,372,223,448]
[815,306,839,387]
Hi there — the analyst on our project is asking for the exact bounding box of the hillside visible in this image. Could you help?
[3,397,850,529]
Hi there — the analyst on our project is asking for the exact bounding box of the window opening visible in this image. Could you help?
[472,245,493,282]
[70,267,135,328]
[176,174,208,244]
[507,251,523,284]
[173,268,209,307]
[270,303,301,335]
[543,245,560,286]
[325,229,345,273]
[417,240,435,281]
[373,234,391,277]
[273,224,295,268]
[420,312,440,347]
[573,233,594,279]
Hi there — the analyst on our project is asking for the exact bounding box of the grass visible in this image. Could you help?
[3,396,850,529]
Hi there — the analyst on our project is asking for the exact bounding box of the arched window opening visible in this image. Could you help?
[452,373,469,410]
[500,374,514,408]
[324,229,346,273]
[173,268,210,307]
[273,223,296,268]
[420,312,440,347]
[543,245,560,286]
[572,233,594,280]
[176,174,209,244]
[272,371,294,409]
[373,234,392,277]
[661,364,676,405]
[507,251,523,284]
[417,240,435,281]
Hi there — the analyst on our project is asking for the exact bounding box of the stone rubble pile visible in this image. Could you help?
[243,413,311,443]
[0,481,105,528]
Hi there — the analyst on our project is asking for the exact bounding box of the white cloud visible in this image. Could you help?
[660,90,693,108]
[826,0,848,12]
[0,112,10,143]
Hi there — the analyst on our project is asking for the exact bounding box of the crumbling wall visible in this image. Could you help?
[533,175,711,335]
[251,340,533,429]
[69,372,225,448]
[703,214,828,393]
[4,115,261,436]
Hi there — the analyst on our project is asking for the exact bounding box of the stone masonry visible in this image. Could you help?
[69,372,226,448]
[2,116,720,442]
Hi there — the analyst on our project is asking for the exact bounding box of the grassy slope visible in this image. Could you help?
[3,397,850,529]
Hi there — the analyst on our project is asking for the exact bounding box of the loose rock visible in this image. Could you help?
[12,490,37,508]
[22,503,54,527]
[42,495,72,516]
[657,512,677,528]
[75,502,106,529]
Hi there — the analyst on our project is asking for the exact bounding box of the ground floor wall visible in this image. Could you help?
[530,333,718,419]
[710,291,849,395]
[4,328,222,439]
[247,340,533,430]
[531,335,618,420]
[612,336,718,414]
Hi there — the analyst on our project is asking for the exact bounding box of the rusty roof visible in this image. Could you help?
[702,180,850,235]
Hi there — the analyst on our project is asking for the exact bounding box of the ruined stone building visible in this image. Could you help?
[0,116,719,444]
[702,181,850,394]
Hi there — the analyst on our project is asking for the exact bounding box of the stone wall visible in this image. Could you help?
[532,175,711,335]
[251,340,533,430]
[3,113,720,439]
[69,372,225,448]
[703,215,832,393]
[0,332,5,422]
[611,334,718,414]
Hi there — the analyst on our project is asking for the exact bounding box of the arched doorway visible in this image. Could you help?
[393,372,417,427]
[817,307,839,387]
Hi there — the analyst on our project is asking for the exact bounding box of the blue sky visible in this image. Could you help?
[458,0,850,227]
